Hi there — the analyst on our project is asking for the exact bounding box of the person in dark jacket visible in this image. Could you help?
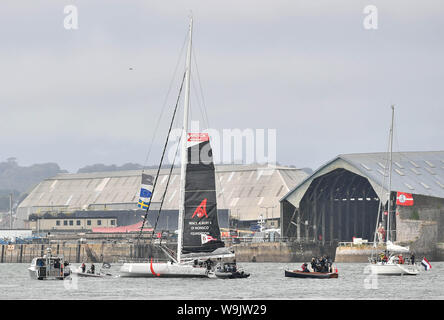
[319,256,327,273]
[326,256,333,272]
[311,258,317,272]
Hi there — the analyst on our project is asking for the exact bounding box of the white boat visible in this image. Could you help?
[71,263,114,278]
[367,106,419,276]
[120,17,235,278]
[120,260,209,278]
[28,247,71,280]
[370,262,419,276]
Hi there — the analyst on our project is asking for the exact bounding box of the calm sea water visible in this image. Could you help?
[0,262,443,300]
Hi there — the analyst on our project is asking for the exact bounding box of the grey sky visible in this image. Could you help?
[1,1,443,173]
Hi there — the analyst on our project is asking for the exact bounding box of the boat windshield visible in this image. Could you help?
[36,259,45,266]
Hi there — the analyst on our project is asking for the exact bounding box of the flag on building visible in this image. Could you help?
[421,257,432,271]
[137,173,154,210]
[396,192,414,206]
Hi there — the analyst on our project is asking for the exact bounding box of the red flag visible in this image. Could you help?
[396,192,414,206]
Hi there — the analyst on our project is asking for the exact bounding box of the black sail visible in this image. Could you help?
[182,140,224,253]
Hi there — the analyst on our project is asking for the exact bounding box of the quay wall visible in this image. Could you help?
[3,238,443,264]
[335,245,379,263]
[0,240,337,263]
[232,241,337,263]
[0,242,172,264]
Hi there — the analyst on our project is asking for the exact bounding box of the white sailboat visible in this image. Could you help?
[120,17,234,278]
[368,106,419,276]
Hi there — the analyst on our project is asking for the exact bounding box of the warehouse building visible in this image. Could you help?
[280,151,444,246]
[17,164,309,230]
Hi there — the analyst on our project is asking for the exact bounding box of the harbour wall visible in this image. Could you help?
[5,240,443,264]
[0,240,337,264]
[0,242,174,264]
[232,241,337,263]
[335,245,380,263]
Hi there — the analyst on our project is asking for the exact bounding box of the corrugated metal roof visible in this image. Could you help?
[281,151,444,206]
[18,164,309,222]
[340,151,444,198]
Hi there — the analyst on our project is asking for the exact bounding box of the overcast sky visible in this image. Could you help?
[1,1,443,173]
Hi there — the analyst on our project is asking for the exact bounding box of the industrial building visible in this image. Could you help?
[28,216,117,233]
[17,164,309,231]
[280,151,444,250]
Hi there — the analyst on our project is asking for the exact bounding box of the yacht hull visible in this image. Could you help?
[370,263,419,276]
[119,262,209,278]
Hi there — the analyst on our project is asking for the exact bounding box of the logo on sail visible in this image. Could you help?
[201,234,217,244]
[192,198,208,218]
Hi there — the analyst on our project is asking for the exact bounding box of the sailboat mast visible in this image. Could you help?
[387,105,395,242]
[177,17,193,263]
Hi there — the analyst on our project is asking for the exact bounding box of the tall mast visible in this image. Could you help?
[387,105,395,242]
[177,17,193,263]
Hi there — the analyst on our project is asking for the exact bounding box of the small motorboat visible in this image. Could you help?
[28,248,71,280]
[284,269,338,279]
[214,262,250,279]
[71,263,114,278]
[71,269,113,278]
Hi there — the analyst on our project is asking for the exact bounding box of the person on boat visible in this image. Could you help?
[326,256,332,272]
[410,253,415,265]
[380,251,388,264]
[378,252,384,263]
[398,254,404,264]
[90,264,95,274]
[311,258,317,272]
[301,263,310,272]
[81,262,86,273]
[377,223,386,244]
[315,257,321,272]
[317,256,327,272]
